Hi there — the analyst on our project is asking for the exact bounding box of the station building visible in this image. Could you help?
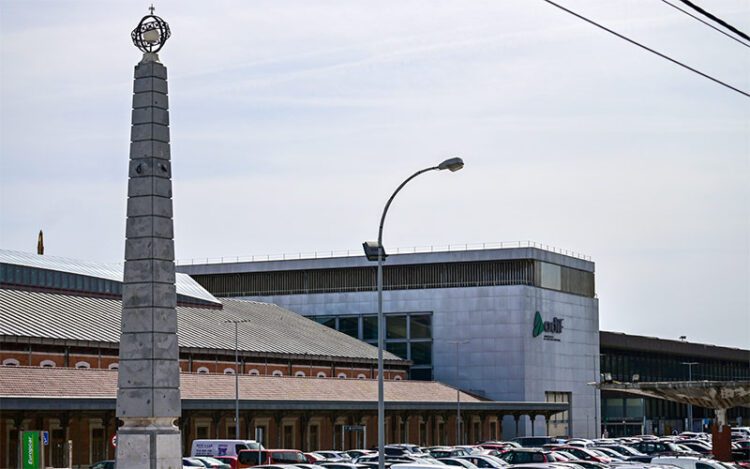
[599,331,750,436]
[179,244,750,440]
[0,249,565,468]
[178,244,601,439]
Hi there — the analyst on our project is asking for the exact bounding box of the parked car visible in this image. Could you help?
[498,449,556,464]
[194,456,233,468]
[213,456,239,469]
[677,442,713,456]
[91,461,115,469]
[589,447,624,460]
[238,449,308,468]
[429,448,470,458]
[191,440,265,458]
[630,441,699,457]
[306,453,329,464]
[185,458,212,467]
[316,451,353,461]
[548,446,611,463]
[439,458,480,469]
[651,456,728,469]
[320,463,374,469]
[597,445,646,458]
[348,450,376,459]
[512,437,558,448]
[456,455,510,468]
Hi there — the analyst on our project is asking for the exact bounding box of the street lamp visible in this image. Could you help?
[682,361,699,432]
[225,319,252,439]
[447,339,469,445]
[363,157,465,469]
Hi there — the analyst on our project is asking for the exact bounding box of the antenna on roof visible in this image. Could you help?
[37,230,44,255]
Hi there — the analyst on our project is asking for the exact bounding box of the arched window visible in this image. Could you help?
[316,372,327,378]
[394,375,403,381]
[337,373,347,379]
[3,358,20,367]
[108,363,119,370]
[294,371,306,377]
[40,360,56,368]
[75,361,90,369]
[224,368,235,375]
[248,369,260,376]
[196,367,210,374]
[272,370,283,377]
[357,374,366,380]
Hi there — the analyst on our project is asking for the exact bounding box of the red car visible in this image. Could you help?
[213,456,239,469]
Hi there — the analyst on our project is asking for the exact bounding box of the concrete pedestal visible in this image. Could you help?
[116,418,182,469]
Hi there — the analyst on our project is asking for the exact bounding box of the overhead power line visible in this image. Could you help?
[660,0,750,49]
[677,0,750,43]
[540,0,750,99]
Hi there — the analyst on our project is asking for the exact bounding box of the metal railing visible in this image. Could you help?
[175,240,591,266]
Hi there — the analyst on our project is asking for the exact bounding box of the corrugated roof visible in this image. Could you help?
[0,249,220,305]
[0,289,403,362]
[0,366,476,402]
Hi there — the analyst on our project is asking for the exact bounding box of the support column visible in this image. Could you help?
[513,414,520,437]
[300,415,309,452]
[530,414,536,436]
[116,11,181,469]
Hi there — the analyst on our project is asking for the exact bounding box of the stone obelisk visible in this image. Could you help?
[116,9,182,469]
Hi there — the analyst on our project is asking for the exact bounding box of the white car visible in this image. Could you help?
[650,456,727,469]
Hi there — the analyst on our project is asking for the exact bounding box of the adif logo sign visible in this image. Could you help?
[533,311,564,341]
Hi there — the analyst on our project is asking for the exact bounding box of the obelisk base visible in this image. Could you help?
[116,418,182,469]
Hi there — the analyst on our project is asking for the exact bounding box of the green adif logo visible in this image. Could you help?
[533,311,544,337]
[532,311,564,339]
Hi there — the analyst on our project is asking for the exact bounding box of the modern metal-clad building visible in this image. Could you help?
[178,244,601,438]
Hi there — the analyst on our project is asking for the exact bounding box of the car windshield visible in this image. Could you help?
[555,451,577,460]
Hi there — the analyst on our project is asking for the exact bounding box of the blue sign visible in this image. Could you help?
[42,431,49,446]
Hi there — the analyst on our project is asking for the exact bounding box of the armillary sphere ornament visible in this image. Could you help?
[131,5,171,53]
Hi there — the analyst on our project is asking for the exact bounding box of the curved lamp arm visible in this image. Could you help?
[376,157,464,253]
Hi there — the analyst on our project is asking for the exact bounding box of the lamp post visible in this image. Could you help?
[447,339,469,445]
[682,361,698,432]
[225,319,252,439]
[363,157,464,469]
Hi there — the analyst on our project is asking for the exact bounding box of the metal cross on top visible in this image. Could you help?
[149,4,155,14]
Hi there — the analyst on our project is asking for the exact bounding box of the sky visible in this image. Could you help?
[0,1,748,349]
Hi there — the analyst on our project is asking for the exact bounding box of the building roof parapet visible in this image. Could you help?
[177,241,594,276]
[600,331,750,363]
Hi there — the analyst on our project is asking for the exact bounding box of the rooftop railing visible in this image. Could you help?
[176,240,591,266]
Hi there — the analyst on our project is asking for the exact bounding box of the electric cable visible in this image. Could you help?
[677,0,750,43]
[541,0,750,99]
[660,0,750,49]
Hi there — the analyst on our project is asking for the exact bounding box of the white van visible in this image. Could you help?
[650,456,726,469]
[190,439,264,458]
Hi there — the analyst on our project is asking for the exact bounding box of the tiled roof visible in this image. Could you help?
[0,289,403,362]
[0,366,479,402]
[0,249,220,305]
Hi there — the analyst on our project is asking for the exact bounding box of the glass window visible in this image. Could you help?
[410,342,432,365]
[410,368,432,380]
[410,314,432,338]
[363,315,378,341]
[386,315,407,339]
[338,316,359,338]
[626,398,644,418]
[314,316,337,329]
[604,398,624,419]
[386,342,407,359]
